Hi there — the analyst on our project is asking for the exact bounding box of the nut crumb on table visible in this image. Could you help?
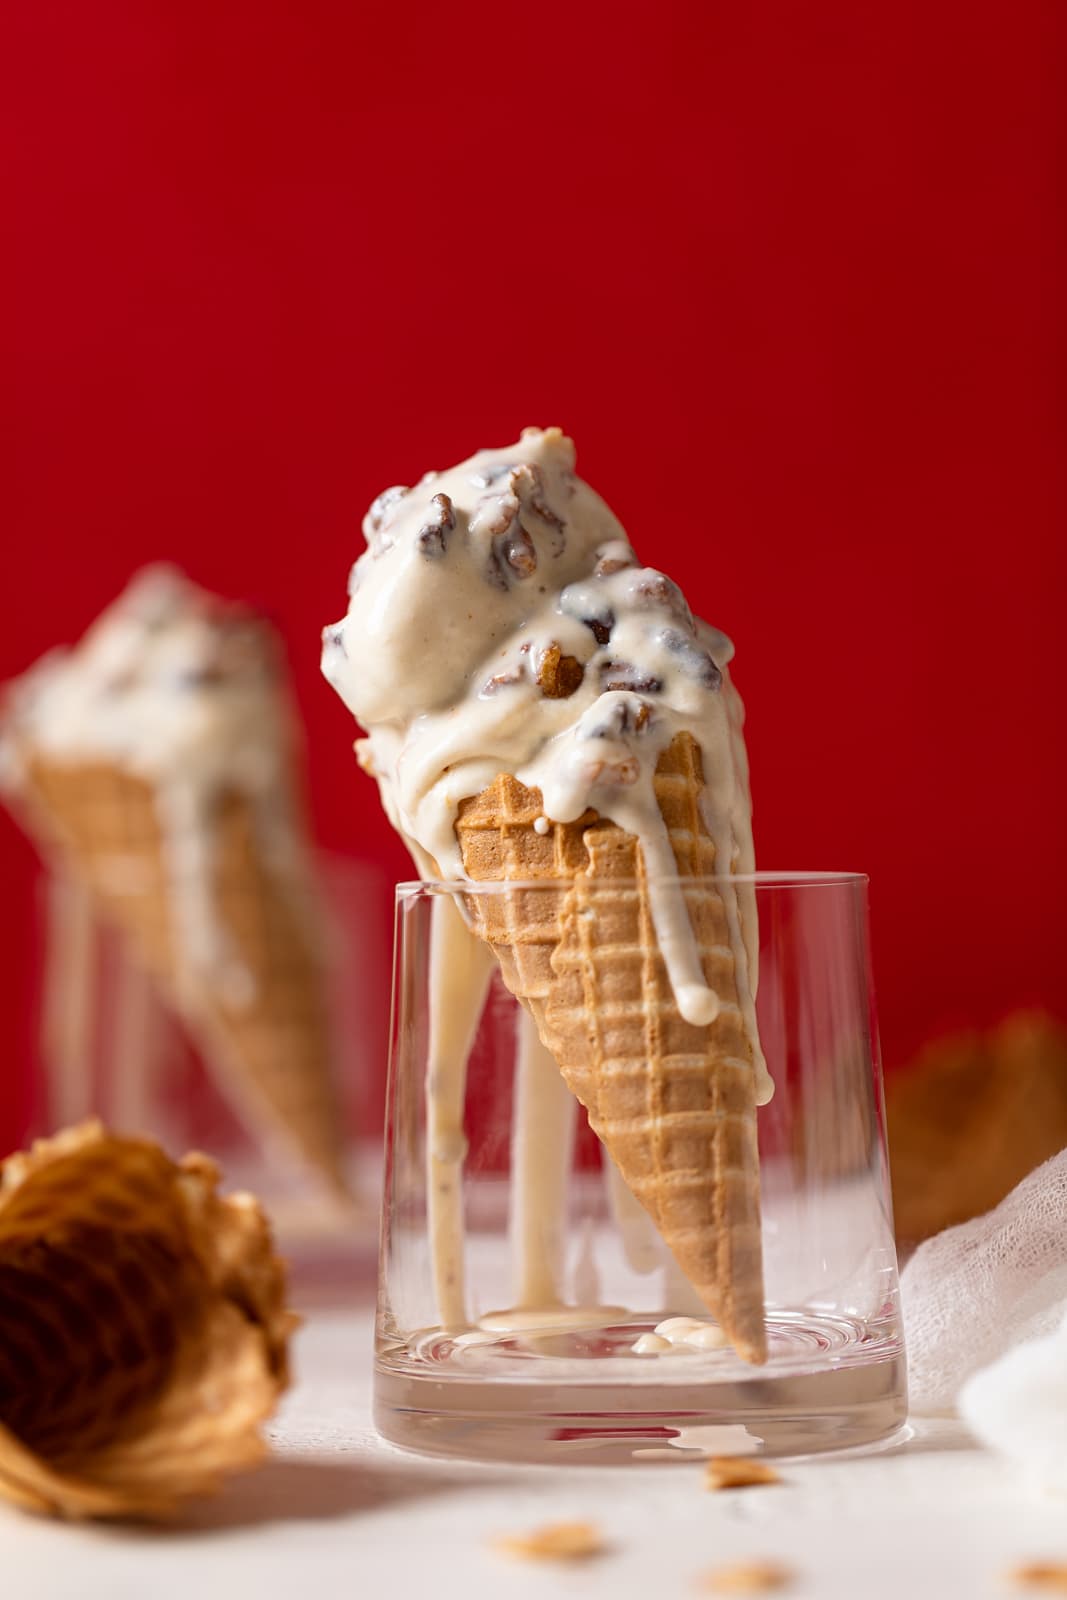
[704,1457,782,1490]
[1010,1566,1067,1593]
[492,1521,605,1562]
[699,1561,795,1593]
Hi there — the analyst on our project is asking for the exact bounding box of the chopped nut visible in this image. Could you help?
[479,667,524,697]
[1010,1566,1067,1593]
[557,575,615,642]
[509,463,565,554]
[365,483,409,529]
[470,492,519,539]
[586,693,652,739]
[102,665,141,695]
[704,1457,781,1491]
[631,569,693,625]
[536,643,584,699]
[493,1521,606,1562]
[178,665,226,689]
[700,1561,794,1594]
[599,659,663,694]
[363,483,409,554]
[593,538,633,575]
[659,626,723,689]
[499,522,538,578]
[581,755,639,788]
[469,492,540,584]
[321,622,348,666]
[416,492,455,559]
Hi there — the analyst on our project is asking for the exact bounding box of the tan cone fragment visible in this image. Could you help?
[0,1122,294,1520]
[455,732,766,1363]
[11,754,347,1196]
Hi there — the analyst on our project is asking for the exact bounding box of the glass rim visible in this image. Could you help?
[397,870,869,898]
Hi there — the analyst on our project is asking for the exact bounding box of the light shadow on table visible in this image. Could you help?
[167,1455,518,1535]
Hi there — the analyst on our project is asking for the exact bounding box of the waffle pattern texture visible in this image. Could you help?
[455,732,765,1362]
[16,756,345,1192]
[0,1122,294,1519]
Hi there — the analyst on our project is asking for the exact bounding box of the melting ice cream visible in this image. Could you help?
[323,426,766,1075]
[324,428,773,1354]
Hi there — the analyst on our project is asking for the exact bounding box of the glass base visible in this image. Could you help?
[374,1312,907,1464]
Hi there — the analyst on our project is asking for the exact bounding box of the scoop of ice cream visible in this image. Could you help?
[1,566,316,1003]
[322,427,749,887]
[1,565,285,790]
[322,426,766,1080]
[323,429,624,727]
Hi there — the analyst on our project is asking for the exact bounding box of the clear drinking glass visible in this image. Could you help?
[375,873,906,1464]
[25,853,388,1251]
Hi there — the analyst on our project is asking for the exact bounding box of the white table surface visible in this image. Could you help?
[5,1302,1065,1600]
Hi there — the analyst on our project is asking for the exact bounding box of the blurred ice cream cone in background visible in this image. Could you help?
[0,568,348,1201]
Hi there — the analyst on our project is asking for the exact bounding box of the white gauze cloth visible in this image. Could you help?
[958,1305,1067,1493]
[901,1147,1067,1483]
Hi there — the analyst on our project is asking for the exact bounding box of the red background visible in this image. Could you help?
[2,2,1064,1148]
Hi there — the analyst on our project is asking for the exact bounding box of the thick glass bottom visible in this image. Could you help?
[374,1312,908,1464]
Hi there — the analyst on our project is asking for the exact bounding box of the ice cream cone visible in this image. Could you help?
[10,752,346,1194]
[0,1122,294,1520]
[0,568,348,1198]
[455,732,766,1363]
[321,429,769,1360]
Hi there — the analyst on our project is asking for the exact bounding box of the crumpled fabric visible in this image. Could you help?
[959,1306,1067,1493]
[901,1147,1067,1435]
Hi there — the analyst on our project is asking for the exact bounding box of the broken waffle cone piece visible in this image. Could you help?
[0,1122,295,1520]
[455,731,766,1363]
[1008,1565,1067,1594]
[704,1456,782,1490]
[493,1521,606,1562]
[700,1562,795,1594]
[10,752,348,1198]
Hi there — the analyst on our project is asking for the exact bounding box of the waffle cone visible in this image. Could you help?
[455,732,766,1363]
[0,1122,294,1520]
[13,753,346,1195]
